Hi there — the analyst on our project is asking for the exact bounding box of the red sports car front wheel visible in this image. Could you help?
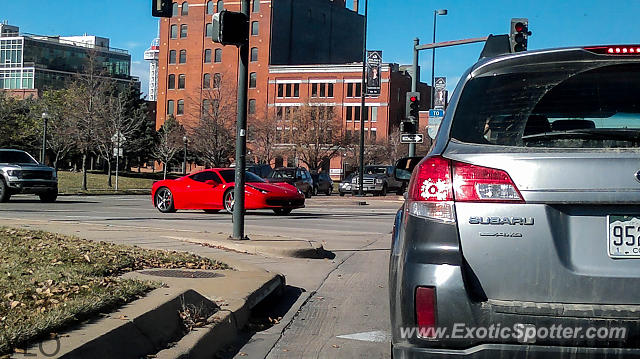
[155,187,176,213]
[223,189,234,214]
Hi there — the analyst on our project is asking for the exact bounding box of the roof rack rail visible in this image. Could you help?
[479,34,512,60]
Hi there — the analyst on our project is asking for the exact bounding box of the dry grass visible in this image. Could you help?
[56,171,157,194]
[0,227,228,354]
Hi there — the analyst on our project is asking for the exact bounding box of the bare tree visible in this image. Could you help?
[384,127,409,165]
[287,104,346,171]
[249,110,280,165]
[66,48,111,190]
[187,75,236,168]
[38,90,76,169]
[154,116,185,179]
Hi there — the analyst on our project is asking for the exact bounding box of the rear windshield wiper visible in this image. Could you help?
[522,129,640,142]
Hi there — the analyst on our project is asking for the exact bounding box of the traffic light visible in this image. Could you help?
[510,18,531,53]
[406,92,420,120]
[400,120,416,134]
[152,0,172,18]
[212,10,249,46]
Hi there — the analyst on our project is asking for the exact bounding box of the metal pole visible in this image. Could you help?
[182,136,187,175]
[232,0,250,240]
[409,38,419,157]
[41,113,48,164]
[431,11,437,110]
[115,130,120,191]
[357,0,368,197]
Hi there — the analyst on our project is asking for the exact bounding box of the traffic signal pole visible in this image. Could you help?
[409,38,419,157]
[357,0,368,197]
[232,0,250,240]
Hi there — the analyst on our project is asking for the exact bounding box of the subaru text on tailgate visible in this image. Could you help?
[390,45,640,358]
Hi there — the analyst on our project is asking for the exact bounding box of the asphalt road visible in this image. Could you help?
[0,194,401,358]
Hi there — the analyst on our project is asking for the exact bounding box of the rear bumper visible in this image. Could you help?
[393,343,640,358]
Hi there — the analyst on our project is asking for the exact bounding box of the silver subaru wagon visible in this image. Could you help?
[390,45,640,358]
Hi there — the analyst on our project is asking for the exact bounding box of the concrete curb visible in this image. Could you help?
[11,274,285,359]
[169,235,330,259]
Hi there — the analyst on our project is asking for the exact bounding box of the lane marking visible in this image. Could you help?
[336,331,390,343]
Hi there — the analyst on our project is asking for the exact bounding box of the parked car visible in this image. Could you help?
[351,165,404,196]
[338,173,355,196]
[152,168,304,215]
[246,164,273,178]
[0,149,58,203]
[390,45,640,358]
[265,167,314,198]
[311,171,333,196]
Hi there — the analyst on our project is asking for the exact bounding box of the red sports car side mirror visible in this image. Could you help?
[205,180,218,186]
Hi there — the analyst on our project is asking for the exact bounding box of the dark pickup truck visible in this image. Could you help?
[351,165,404,196]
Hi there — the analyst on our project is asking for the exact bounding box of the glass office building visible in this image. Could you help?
[0,24,135,93]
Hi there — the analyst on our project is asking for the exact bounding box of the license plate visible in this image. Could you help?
[608,215,640,258]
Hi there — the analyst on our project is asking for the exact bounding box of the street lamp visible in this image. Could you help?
[431,9,447,109]
[182,136,188,175]
[41,112,49,164]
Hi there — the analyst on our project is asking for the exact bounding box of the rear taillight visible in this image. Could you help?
[406,156,523,221]
[584,46,640,55]
[415,287,437,338]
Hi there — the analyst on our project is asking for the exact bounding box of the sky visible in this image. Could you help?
[4,0,640,98]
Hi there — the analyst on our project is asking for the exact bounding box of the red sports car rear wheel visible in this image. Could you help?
[155,187,176,213]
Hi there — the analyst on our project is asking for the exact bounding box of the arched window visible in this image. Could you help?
[203,73,211,89]
[178,74,186,89]
[179,50,187,63]
[172,2,179,16]
[249,72,257,88]
[181,2,189,16]
[177,100,185,115]
[207,1,214,14]
[169,50,176,64]
[214,73,221,88]
[170,25,178,39]
[251,21,259,36]
[168,74,176,89]
[250,47,258,62]
[252,0,259,12]
[180,24,188,38]
[204,49,212,63]
[167,100,175,115]
[214,48,222,62]
[217,1,224,11]
[205,23,213,38]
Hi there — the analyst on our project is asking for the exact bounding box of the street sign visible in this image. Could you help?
[113,148,123,157]
[428,118,442,139]
[434,77,446,89]
[428,109,444,118]
[366,50,382,96]
[111,132,127,144]
[400,134,424,144]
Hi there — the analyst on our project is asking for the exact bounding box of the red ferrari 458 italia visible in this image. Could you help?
[151,168,305,215]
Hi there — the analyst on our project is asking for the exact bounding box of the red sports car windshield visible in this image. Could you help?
[217,169,265,184]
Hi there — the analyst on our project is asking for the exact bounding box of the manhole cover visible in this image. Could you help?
[138,270,223,278]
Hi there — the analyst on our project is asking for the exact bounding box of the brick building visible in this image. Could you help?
[156,0,364,129]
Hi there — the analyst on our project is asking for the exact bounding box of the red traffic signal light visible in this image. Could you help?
[410,96,417,102]
[510,18,531,53]
[514,22,525,32]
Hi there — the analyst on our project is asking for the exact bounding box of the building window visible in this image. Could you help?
[293,83,299,97]
[371,106,378,122]
[250,47,258,62]
[167,100,175,115]
[207,1,214,14]
[311,83,318,97]
[168,74,176,89]
[252,0,260,12]
[248,99,256,114]
[214,48,222,62]
[249,72,257,88]
[214,73,221,88]
[178,74,186,89]
[170,25,178,39]
[169,50,176,64]
[203,73,211,88]
[204,49,212,63]
[319,83,326,97]
[251,21,259,36]
[328,83,334,97]
[277,84,284,98]
[311,82,334,98]
[277,83,299,98]
[203,99,210,115]
[172,2,179,16]
[181,1,189,15]
[180,24,188,38]
[354,106,361,122]
[179,50,187,63]
[217,0,223,11]
[285,84,291,97]
[355,83,362,97]
[347,83,361,98]
[345,106,352,122]
[371,129,377,142]
[177,100,185,115]
[205,23,212,38]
